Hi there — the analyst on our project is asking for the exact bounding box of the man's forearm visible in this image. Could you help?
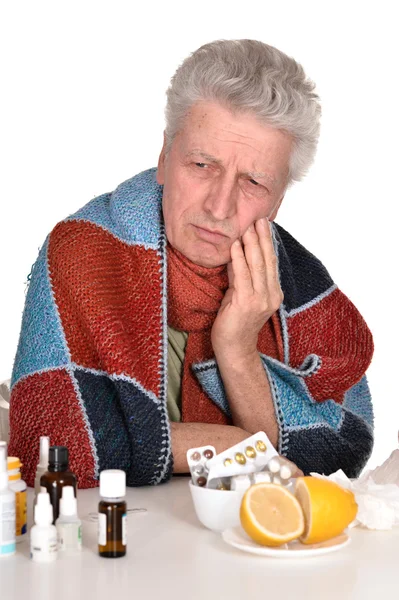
[170,422,250,473]
[215,350,279,448]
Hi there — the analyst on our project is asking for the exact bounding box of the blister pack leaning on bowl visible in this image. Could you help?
[187,431,294,532]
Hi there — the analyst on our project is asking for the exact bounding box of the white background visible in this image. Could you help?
[1,1,398,468]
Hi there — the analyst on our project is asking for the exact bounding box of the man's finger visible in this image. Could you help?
[241,223,268,296]
[255,218,282,297]
[227,261,235,289]
[230,238,254,299]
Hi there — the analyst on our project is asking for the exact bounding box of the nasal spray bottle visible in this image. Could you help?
[0,442,16,558]
[30,491,58,563]
[34,436,50,496]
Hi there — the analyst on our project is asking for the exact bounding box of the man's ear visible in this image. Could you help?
[156,132,167,185]
[268,194,285,222]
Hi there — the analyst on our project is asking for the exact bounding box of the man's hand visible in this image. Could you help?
[211,217,283,360]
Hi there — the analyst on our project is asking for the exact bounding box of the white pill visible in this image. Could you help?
[272,475,282,485]
[268,457,281,474]
[253,471,272,484]
[280,465,292,480]
[230,474,252,492]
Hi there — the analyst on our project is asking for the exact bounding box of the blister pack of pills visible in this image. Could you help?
[229,457,294,492]
[186,445,217,487]
[206,431,278,486]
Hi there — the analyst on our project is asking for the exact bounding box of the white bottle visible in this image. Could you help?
[34,436,50,496]
[0,442,16,558]
[30,491,58,562]
[56,486,82,553]
[7,457,27,543]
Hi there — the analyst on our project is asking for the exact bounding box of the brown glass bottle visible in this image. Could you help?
[40,446,77,524]
[98,470,127,558]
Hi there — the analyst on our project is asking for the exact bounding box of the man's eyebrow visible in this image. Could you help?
[185,149,277,186]
[185,149,222,164]
[246,171,277,185]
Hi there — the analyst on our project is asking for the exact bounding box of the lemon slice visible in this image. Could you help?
[240,483,305,547]
[295,476,358,545]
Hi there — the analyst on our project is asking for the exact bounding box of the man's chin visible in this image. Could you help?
[178,241,230,268]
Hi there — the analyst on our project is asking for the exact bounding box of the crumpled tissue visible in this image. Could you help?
[310,446,399,530]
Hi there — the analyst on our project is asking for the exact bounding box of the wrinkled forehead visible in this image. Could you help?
[175,102,292,189]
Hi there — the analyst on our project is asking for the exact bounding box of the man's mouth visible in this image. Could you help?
[192,224,229,243]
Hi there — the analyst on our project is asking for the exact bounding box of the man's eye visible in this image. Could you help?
[249,179,259,186]
[195,162,207,168]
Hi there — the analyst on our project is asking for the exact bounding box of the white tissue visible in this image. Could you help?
[310,447,399,530]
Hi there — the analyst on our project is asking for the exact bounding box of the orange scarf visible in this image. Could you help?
[167,243,284,423]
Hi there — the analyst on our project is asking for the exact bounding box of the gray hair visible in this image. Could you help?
[164,39,321,188]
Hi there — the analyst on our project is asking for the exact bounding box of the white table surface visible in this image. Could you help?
[1,476,398,600]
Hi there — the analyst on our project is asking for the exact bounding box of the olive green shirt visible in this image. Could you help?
[167,326,188,422]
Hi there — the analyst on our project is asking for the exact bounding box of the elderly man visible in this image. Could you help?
[9,40,374,488]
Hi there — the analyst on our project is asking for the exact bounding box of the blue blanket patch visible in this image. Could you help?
[192,360,232,419]
[12,238,69,387]
[67,169,162,249]
[342,375,374,428]
[261,357,342,430]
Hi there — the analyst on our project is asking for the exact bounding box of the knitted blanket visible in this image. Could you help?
[9,168,374,487]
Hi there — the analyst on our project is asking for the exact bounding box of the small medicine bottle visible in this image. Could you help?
[56,486,82,553]
[7,457,27,542]
[30,491,58,563]
[40,446,77,523]
[0,442,16,558]
[98,469,127,558]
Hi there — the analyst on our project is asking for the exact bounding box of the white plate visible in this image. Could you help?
[222,526,351,558]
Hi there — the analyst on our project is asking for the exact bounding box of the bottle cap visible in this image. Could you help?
[35,491,53,526]
[7,457,22,471]
[99,469,126,499]
[38,436,50,469]
[59,486,77,517]
[49,446,69,469]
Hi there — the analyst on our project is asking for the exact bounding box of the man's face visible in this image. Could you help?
[157,101,293,268]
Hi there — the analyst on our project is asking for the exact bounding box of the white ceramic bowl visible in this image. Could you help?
[189,481,246,532]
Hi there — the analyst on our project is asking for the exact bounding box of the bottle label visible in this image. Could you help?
[15,490,27,536]
[57,523,82,551]
[122,513,127,546]
[98,513,106,546]
[30,532,58,561]
[0,497,16,550]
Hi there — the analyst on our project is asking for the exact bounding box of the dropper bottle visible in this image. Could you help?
[0,441,16,558]
[55,486,82,553]
[34,436,50,496]
[30,491,58,562]
[40,446,77,523]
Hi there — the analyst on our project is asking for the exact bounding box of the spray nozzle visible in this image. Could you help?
[0,441,9,490]
[0,441,7,473]
[39,436,50,469]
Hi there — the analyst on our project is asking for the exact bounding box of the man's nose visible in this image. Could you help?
[203,176,238,221]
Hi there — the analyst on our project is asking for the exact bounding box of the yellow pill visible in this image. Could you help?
[224,458,233,467]
[255,440,267,453]
[245,446,256,459]
[235,452,246,465]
